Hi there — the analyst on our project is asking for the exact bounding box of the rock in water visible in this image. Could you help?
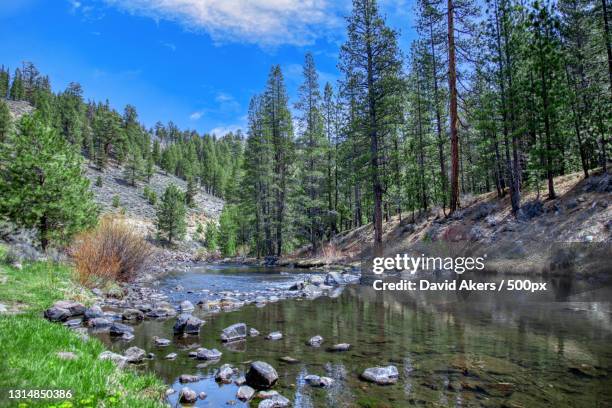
[173,313,204,335]
[84,305,104,320]
[122,308,144,321]
[179,387,198,404]
[328,343,350,352]
[109,322,134,337]
[305,375,334,387]
[246,361,278,389]
[221,323,247,342]
[180,300,195,312]
[266,331,283,340]
[196,348,222,360]
[309,275,325,286]
[307,335,323,347]
[215,364,235,383]
[258,394,291,408]
[124,347,146,363]
[279,356,299,364]
[165,353,177,360]
[249,328,260,337]
[236,385,255,401]
[360,365,399,385]
[87,317,111,328]
[325,272,345,286]
[179,374,202,383]
[153,336,171,346]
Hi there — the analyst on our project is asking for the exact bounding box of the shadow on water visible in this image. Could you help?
[94,265,612,407]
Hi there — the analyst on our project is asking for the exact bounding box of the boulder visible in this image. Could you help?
[179,374,202,383]
[199,392,207,400]
[196,348,222,360]
[360,365,399,385]
[44,306,71,322]
[99,351,128,368]
[308,275,325,286]
[307,335,323,347]
[122,308,144,321]
[173,313,204,335]
[328,343,351,352]
[215,364,235,383]
[63,318,82,328]
[180,300,195,312]
[221,323,247,342]
[236,385,255,401]
[124,347,146,363]
[305,375,334,388]
[84,305,104,320]
[266,331,283,341]
[179,387,198,404]
[53,300,85,316]
[246,361,278,389]
[109,322,134,337]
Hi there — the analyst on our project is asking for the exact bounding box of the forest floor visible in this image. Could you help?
[286,170,611,277]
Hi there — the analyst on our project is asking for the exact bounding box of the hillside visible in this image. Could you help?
[84,162,223,245]
[288,170,611,277]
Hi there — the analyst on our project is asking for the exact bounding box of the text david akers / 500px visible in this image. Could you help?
[373,279,497,291]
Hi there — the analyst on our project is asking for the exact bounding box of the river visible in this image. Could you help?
[93,264,612,407]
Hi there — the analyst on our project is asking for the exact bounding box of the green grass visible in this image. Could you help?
[0,247,166,407]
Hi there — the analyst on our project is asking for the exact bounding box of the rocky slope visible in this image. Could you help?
[288,170,611,277]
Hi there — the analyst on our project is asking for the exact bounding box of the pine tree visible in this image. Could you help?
[123,148,145,187]
[9,68,24,100]
[156,183,186,244]
[185,177,197,207]
[218,205,237,256]
[0,66,9,98]
[0,100,11,142]
[0,114,98,250]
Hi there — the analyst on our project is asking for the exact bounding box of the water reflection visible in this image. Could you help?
[95,268,612,407]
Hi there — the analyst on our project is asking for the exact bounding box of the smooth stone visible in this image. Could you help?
[236,385,255,401]
[124,346,146,363]
[246,361,278,389]
[165,353,177,360]
[307,335,323,347]
[53,300,86,316]
[360,365,399,385]
[266,331,283,341]
[173,313,205,335]
[258,395,290,408]
[235,376,247,386]
[256,390,279,399]
[221,323,247,342]
[199,392,207,400]
[305,374,334,387]
[87,317,111,328]
[280,356,299,364]
[179,387,198,404]
[63,318,82,328]
[196,348,222,360]
[44,306,70,322]
[153,336,171,346]
[84,305,104,320]
[328,343,351,352]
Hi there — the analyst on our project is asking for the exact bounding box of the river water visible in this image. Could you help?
[94,265,612,407]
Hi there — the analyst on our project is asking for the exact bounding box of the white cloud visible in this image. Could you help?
[160,41,177,51]
[209,124,243,136]
[189,111,203,120]
[103,0,344,47]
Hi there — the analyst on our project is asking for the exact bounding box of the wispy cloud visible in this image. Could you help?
[160,41,176,51]
[189,111,203,120]
[209,124,243,137]
[102,0,344,47]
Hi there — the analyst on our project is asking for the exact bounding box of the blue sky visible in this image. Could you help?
[0,0,417,136]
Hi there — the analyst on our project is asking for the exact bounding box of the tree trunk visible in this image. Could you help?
[448,0,460,213]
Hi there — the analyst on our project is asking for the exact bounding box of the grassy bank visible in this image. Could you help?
[0,247,166,408]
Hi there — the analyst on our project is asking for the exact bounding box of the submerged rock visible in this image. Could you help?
[87,317,111,329]
[266,331,283,341]
[249,328,260,337]
[328,343,351,352]
[84,305,104,320]
[153,336,171,346]
[109,322,134,337]
[179,374,202,383]
[179,387,198,404]
[360,365,399,385]
[307,335,323,347]
[221,323,247,342]
[165,353,177,360]
[236,385,255,401]
[258,394,291,408]
[279,356,299,364]
[179,300,195,312]
[246,361,278,389]
[122,308,144,321]
[305,375,334,388]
